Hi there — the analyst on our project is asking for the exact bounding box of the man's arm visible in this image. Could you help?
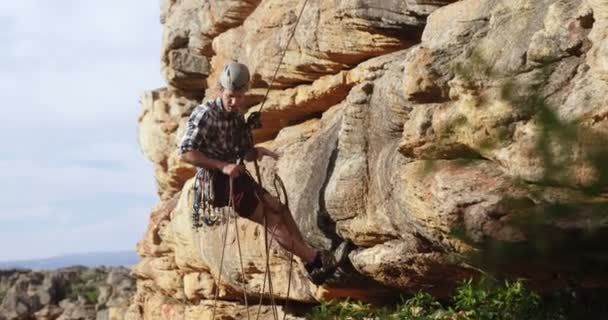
[256,146,279,160]
[180,150,225,170]
[178,106,241,176]
[244,148,257,162]
[244,146,279,162]
[181,150,243,177]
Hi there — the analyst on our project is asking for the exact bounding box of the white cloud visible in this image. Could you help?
[0,0,166,261]
[0,204,72,224]
[0,152,156,209]
[1,0,160,62]
[0,204,152,261]
[61,140,148,167]
[0,0,163,129]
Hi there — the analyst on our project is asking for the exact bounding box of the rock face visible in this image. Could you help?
[0,266,135,320]
[134,0,608,318]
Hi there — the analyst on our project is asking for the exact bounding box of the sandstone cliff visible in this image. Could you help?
[132,0,608,319]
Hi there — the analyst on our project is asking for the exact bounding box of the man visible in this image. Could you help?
[178,62,349,285]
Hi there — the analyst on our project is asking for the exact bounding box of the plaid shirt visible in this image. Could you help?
[178,97,253,163]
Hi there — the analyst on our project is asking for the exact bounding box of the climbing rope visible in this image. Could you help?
[210,203,231,320]
[270,171,295,320]
[197,164,293,320]
[257,0,309,114]
[230,178,252,320]
[250,0,310,316]
[256,219,280,320]
[194,0,311,317]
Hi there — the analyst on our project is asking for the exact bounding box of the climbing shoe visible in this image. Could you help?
[305,240,352,285]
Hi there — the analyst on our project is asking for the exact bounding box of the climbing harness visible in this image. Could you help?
[190,0,310,318]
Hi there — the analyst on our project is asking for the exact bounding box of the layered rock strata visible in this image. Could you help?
[133,0,608,318]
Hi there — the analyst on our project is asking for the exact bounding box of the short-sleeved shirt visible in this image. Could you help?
[178,97,253,163]
[179,97,262,217]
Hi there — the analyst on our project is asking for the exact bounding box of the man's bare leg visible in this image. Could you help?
[247,201,317,263]
[246,192,352,285]
[261,193,307,244]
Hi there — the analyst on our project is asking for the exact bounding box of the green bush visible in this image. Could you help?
[68,282,99,304]
[305,279,607,320]
[0,287,7,302]
[66,269,106,304]
[307,298,375,320]
[450,279,542,320]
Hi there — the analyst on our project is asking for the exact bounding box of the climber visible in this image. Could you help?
[178,62,350,285]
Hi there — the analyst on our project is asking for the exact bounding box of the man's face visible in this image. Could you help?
[220,88,246,113]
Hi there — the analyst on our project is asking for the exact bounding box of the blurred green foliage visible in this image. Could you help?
[66,268,105,304]
[306,279,608,319]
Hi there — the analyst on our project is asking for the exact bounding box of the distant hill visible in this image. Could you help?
[0,251,139,270]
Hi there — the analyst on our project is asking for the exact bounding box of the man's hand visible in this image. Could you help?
[222,163,244,177]
[256,147,279,161]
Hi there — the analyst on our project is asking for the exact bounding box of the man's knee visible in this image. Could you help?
[264,209,286,230]
[262,193,288,213]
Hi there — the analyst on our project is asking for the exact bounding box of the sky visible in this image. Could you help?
[0,1,163,261]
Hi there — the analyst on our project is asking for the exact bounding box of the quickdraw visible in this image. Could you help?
[191,168,222,229]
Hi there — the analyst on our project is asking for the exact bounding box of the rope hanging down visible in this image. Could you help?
[210,178,251,320]
[203,166,292,320]
[200,0,310,318]
[248,0,310,130]
[258,0,309,114]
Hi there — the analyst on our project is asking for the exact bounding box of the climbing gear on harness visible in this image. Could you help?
[191,168,222,230]
[220,62,251,91]
[191,181,203,229]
